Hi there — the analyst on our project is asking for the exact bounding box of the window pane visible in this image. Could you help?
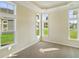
[42,13,48,21]
[0,2,16,47]
[7,3,14,14]
[42,13,48,36]
[0,19,1,47]
[69,9,78,40]
[44,22,48,36]
[69,20,77,39]
[69,10,78,19]
[35,15,40,36]
[0,2,15,14]
[1,32,14,46]
[1,19,15,46]
[36,15,39,20]
[35,21,39,36]
[8,20,14,32]
[0,2,7,9]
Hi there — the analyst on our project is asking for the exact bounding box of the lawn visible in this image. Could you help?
[36,28,77,39]
[70,29,77,40]
[0,28,77,46]
[36,29,39,35]
[1,33,14,46]
[36,28,48,36]
[44,28,48,36]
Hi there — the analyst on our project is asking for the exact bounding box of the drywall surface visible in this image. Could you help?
[0,3,39,58]
[44,5,79,48]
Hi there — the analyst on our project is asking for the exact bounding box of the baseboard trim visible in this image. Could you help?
[44,40,79,49]
[4,40,39,58]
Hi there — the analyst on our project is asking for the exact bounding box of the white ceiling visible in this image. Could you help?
[32,1,71,9]
[14,1,72,12]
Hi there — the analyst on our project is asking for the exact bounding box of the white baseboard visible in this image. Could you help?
[4,40,39,58]
[44,39,79,48]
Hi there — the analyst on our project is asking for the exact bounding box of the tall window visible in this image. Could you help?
[35,15,40,36]
[0,2,16,47]
[68,9,78,40]
[42,13,48,36]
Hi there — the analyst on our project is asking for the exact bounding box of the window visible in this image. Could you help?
[35,13,48,38]
[0,2,15,14]
[68,9,78,40]
[42,13,48,36]
[35,15,40,36]
[0,2,16,47]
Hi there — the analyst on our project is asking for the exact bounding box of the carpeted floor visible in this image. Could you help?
[10,41,79,58]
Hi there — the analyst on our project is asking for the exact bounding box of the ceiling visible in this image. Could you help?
[32,1,71,9]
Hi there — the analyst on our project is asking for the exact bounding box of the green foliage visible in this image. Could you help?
[1,33,14,46]
[36,29,39,35]
[44,28,48,36]
[70,30,77,40]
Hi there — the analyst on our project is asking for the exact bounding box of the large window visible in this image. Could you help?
[42,13,48,36]
[0,2,15,14]
[0,2,16,47]
[35,14,40,36]
[35,13,48,39]
[68,9,78,40]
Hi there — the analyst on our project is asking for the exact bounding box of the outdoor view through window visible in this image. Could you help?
[68,9,78,40]
[35,13,48,37]
[0,2,16,47]
[42,13,48,36]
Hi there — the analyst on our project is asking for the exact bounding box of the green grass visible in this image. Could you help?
[36,28,77,40]
[70,29,77,40]
[36,29,39,35]
[1,33,14,46]
[36,28,48,36]
[44,28,48,36]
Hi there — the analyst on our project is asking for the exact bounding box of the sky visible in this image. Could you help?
[0,1,14,10]
[42,13,48,20]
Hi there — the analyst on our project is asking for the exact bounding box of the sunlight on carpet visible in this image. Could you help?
[39,48,60,53]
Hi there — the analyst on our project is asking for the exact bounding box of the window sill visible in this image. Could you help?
[0,43,16,50]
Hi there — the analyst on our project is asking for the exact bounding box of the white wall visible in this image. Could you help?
[0,3,39,58]
[44,5,79,48]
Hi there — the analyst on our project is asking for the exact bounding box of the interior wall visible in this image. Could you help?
[44,5,79,48]
[0,3,39,58]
